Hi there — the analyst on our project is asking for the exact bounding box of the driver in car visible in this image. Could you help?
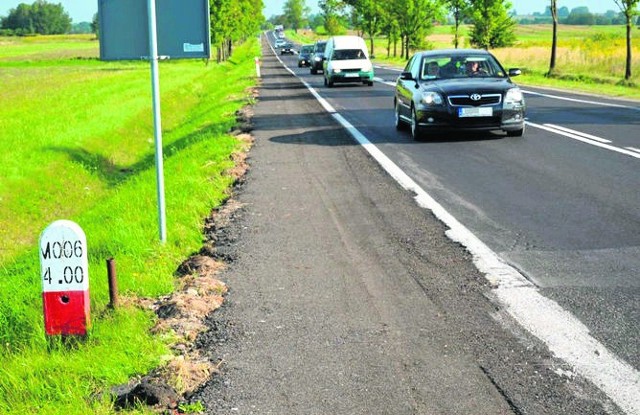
[466,60,487,76]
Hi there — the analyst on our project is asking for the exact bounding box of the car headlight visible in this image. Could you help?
[333,68,342,73]
[505,88,524,104]
[314,56,322,62]
[421,91,443,105]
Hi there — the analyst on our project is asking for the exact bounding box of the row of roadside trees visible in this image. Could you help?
[278,0,638,80]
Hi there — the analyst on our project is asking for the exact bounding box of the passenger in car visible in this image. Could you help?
[423,61,440,78]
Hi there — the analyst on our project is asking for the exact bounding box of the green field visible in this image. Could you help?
[288,24,640,100]
[0,34,259,414]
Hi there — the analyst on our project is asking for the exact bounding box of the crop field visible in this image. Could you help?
[0,34,258,413]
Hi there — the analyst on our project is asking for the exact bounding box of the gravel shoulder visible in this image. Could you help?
[191,37,621,415]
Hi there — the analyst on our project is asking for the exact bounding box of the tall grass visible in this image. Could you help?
[0,34,259,413]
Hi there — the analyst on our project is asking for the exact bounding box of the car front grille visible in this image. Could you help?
[448,94,502,107]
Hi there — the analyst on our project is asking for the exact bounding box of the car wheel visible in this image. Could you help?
[327,77,334,88]
[506,124,525,137]
[311,67,317,75]
[394,101,406,131]
[367,81,374,86]
[411,107,423,140]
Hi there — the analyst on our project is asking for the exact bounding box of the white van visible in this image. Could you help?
[322,35,374,87]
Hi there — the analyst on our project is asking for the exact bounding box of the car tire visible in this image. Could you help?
[311,67,317,75]
[327,77,334,88]
[367,81,374,86]
[394,101,406,131]
[411,107,423,141]
[506,124,525,137]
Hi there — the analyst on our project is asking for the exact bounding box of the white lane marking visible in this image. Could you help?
[523,90,640,110]
[543,123,612,143]
[529,122,640,160]
[626,147,640,155]
[374,65,403,73]
[373,76,395,87]
[277,55,640,412]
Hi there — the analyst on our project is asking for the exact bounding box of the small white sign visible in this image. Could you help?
[183,42,204,53]
[39,220,89,292]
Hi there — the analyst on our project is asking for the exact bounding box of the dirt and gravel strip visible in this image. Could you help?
[185,38,622,415]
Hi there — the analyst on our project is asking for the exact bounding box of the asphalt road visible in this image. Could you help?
[191,36,634,414]
[277,36,640,392]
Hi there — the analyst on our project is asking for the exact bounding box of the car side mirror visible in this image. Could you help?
[400,72,413,80]
[508,68,522,77]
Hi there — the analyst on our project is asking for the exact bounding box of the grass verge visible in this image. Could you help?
[0,34,259,414]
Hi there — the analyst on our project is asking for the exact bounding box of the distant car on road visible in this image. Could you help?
[394,49,526,140]
[297,44,314,67]
[274,39,287,49]
[310,40,327,74]
[280,42,295,55]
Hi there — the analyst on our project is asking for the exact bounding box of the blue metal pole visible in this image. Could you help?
[147,0,167,243]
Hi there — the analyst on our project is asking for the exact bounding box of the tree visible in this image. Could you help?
[91,12,98,35]
[548,0,558,75]
[469,0,516,49]
[379,0,403,58]
[283,0,308,32]
[319,0,346,35]
[613,0,639,80]
[393,0,442,59]
[565,7,595,25]
[345,0,383,56]
[1,1,72,35]
[446,0,470,48]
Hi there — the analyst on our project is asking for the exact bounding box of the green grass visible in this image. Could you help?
[0,34,259,413]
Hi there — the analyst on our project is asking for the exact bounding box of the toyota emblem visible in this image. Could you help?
[470,93,482,101]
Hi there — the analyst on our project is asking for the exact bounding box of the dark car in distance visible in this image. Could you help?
[310,40,327,74]
[297,44,314,67]
[280,42,295,55]
[394,49,526,140]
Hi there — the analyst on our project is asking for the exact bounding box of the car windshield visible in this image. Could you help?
[301,46,313,54]
[331,49,366,60]
[419,54,506,80]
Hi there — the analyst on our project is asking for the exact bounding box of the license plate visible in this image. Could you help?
[458,107,493,117]
[345,73,359,78]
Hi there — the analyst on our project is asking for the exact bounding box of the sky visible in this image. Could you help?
[0,0,624,23]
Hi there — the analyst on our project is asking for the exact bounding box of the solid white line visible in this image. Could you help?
[528,122,640,160]
[373,76,395,87]
[626,147,640,155]
[543,123,612,143]
[523,90,640,111]
[282,58,640,412]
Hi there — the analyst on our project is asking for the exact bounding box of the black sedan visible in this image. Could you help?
[394,49,526,140]
[280,42,295,55]
[297,44,314,67]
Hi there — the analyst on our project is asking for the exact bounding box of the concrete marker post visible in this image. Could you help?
[39,220,90,337]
